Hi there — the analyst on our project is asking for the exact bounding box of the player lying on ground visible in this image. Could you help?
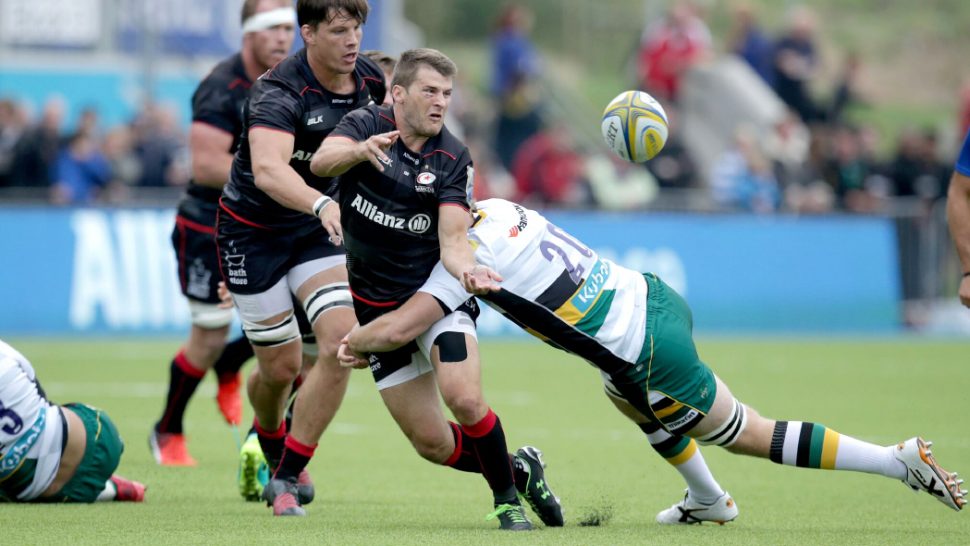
[339,198,967,523]
[0,340,145,503]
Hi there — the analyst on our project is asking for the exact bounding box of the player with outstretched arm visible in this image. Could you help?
[340,198,966,522]
[309,48,563,530]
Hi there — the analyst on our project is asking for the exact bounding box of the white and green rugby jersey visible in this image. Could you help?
[420,199,648,372]
[0,340,65,501]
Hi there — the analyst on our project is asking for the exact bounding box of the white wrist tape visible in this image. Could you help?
[242,7,297,34]
[312,195,333,217]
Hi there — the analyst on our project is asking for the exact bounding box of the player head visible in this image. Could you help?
[241,0,297,72]
[391,48,457,138]
[362,50,396,106]
[298,0,370,76]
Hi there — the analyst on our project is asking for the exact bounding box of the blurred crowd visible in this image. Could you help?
[0,1,964,215]
[0,97,188,204]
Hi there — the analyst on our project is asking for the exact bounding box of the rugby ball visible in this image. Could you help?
[600,90,668,163]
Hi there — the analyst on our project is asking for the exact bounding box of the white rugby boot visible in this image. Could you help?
[656,490,738,525]
[894,437,966,511]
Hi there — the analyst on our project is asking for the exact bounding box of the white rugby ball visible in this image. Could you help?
[600,90,668,163]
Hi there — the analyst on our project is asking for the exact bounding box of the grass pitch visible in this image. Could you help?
[1,337,967,545]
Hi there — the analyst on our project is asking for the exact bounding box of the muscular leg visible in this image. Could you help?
[155,324,229,436]
[380,372,456,463]
[689,375,906,479]
[606,392,726,504]
[433,333,519,506]
[247,314,302,465]
[273,267,354,481]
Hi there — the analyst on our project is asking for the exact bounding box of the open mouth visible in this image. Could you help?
[343,52,358,63]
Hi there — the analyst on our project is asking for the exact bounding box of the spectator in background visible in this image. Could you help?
[11,97,65,188]
[50,131,112,205]
[710,125,780,213]
[727,1,774,85]
[826,52,862,125]
[491,4,543,169]
[644,105,698,189]
[511,123,591,208]
[0,99,28,187]
[763,108,809,188]
[636,0,711,103]
[825,125,881,213]
[131,103,188,188]
[889,128,940,200]
[772,6,820,124]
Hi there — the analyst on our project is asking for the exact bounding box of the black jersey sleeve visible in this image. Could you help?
[438,148,475,209]
[192,74,238,134]
[248,79,303,134]
[330,105,380,143]
[355,55,388,106]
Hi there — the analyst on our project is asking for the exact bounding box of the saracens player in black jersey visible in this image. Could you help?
[311,48,559,531]
[152,0,296,469]
[216,0,385,517]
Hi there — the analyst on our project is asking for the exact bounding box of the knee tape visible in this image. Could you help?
[433,331,468,363]
[303,282,352,326]
[242,313,300,348]
[188,300,234,329]
[696,398,747,447]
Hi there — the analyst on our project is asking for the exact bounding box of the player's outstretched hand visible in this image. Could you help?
[461,264,502,295]
[361,130,399,172]
[319,199,343,246]
[337,332,370,369]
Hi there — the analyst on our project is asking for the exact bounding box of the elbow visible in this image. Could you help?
[385,327,414,348]
[309,153,328,178]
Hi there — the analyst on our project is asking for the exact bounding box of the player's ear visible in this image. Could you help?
[391,84,406,104]
[300,23,315,45]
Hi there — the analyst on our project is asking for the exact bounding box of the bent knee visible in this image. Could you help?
[408,427,454,463]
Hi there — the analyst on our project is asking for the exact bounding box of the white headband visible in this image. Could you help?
[242,7,297,34]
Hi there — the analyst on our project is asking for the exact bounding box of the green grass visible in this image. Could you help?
[1,338,968,545]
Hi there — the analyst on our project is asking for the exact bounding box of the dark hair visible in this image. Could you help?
[391,48,457,90]
[362,50,397,74]
[297,0,369,28]
[240,0,292,26]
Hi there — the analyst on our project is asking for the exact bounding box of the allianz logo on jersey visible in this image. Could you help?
[291,149,312,162]
[351,194,432,234]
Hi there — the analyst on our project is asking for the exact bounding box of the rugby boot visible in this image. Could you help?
[513,446,564,526]
[296,469,315,505]
[262,478,306,517]
[486,502,533,531]
[149,430,197,466]
[215,372,243,425]
[110,475,146,502]
[894,437,966,511]
[656,490,738,525]
[238,432,269,501]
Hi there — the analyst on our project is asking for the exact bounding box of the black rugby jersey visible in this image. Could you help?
[330,104,474,305]
[222,49,386,229]
[177,53,251,221]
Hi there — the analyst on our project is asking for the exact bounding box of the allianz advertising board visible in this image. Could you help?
[0,207,900,336]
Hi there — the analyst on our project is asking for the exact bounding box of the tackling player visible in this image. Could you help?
[947,128,970,308]
[309,48,562,530]
[341,198,967,521]
[1,340,144,503]
[216,0,385,517]
[153,0,295,467]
